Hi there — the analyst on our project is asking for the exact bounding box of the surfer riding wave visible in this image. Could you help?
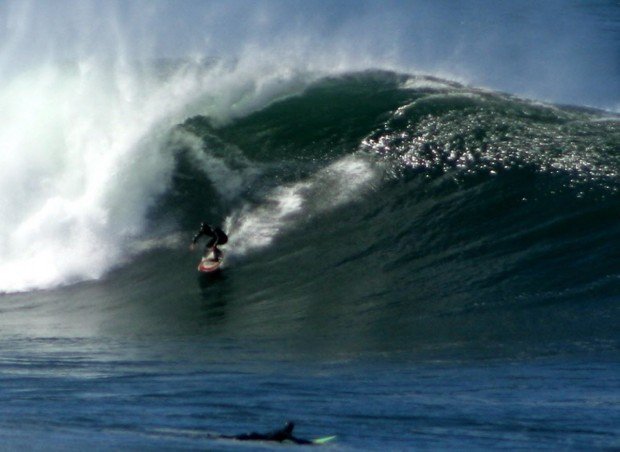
[189,222,228,261]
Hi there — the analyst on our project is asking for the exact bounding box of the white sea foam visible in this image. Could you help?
[0,66,171,291]
[174,129,261,202]
[226,154,381,256]
[401,77,455,91]
[0,60,317,293]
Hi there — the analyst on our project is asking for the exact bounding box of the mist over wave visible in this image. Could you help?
[2,0,618,108]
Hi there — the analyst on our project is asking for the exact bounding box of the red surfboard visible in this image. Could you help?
[197,250,223,273]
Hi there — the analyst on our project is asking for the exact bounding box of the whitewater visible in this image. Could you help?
[0,59,310,292]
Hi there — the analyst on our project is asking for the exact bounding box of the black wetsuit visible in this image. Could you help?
[192,223,228,255]
[224,421,312,445]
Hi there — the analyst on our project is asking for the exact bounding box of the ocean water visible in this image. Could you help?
[0,67,618,450]
[1,1,620,450]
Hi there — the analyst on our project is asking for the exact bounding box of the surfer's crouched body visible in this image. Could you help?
[190,222,228,260]
[223,421,312,445]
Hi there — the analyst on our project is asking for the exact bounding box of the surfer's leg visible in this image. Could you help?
[212,248,221,261]
[234,432,265,441]
[203,237,215,256]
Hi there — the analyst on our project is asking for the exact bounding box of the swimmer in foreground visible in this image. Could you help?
[221,421,314,445]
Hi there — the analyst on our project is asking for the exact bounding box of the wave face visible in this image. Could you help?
[1,68,619,352]
[157,70,618,351]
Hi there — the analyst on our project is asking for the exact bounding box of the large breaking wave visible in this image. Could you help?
[0,62,618,353]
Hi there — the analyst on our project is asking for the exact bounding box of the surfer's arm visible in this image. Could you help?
[189,229,204,251]
[191,226,212,244]
[189,232,200,250]
[190,224,216,251]
[192,224,216,244]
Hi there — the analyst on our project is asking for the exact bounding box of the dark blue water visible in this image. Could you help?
[1,331,618,450]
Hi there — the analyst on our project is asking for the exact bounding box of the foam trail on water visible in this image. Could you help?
[175,129,262,202]
[226,154,381,256]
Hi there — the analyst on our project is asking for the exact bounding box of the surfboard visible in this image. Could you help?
[197,250,223,273]
[312,435,337,445]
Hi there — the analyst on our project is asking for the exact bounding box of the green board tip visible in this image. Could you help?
[313,435,337,444]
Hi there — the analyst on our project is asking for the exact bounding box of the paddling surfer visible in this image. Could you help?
[222,421,313,445]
